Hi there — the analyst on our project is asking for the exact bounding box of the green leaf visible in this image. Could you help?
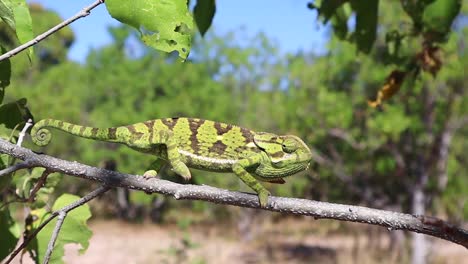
[193,0,215,36]
[350,0,378,53]
[11,0,34,58]
[105,0,194,60]
[400,0,432,32]
[29,194,93,264]
[330,5,350,40]
[0,0,15,30]
[0,45,11,101]
[422,0,461,42]
[315,0,348,22]
[0,209,20,262]
[0,98,30,129]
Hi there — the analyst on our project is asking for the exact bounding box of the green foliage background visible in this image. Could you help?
[4,1,467,218]
[0,1,466,262]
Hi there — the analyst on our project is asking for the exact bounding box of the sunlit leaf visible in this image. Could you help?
[105,0,194,60]
[368,70,406,107]
[0,0,15,30]
[310,0,348,22]
[28,194,93,264]
[11,0,33,58]
[330,4,351,40]
[422,0,461,43]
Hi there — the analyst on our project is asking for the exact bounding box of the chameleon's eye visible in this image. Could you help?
[282,138,298,153]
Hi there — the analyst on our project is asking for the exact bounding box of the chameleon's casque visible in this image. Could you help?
[31,118,312,207]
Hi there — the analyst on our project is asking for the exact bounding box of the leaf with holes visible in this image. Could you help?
[105,0,194,60]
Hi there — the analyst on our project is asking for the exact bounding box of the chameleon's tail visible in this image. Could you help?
[31,119,119,146]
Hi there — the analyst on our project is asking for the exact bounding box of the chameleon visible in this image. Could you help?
[30,118,312,207]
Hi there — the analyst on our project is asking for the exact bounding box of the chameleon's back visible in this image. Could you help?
[146,118,260,171]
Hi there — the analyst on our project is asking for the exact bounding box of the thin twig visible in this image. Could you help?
[0,139,467,248]
[0,160,34,176]
[43,211,66,264]
[27,170,51,203]
[0,0,105,62]
[5,185,110,264]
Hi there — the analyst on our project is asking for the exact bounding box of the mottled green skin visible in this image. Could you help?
[31,118,312,207]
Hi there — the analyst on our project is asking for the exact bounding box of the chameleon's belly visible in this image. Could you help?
[178,149,238,172]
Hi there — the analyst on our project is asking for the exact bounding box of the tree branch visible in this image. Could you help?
[43,211,66,264]
[0,138,467,248]
[0,0,105,62]
[0,159,34,176]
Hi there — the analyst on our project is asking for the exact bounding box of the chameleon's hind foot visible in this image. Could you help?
[172,162,191,180]
[143,170,158,179]
[258,189,271,208]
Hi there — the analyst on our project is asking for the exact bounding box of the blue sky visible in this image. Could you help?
[30,0,328,62]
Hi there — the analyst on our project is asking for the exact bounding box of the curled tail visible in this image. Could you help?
[31,119,120,146]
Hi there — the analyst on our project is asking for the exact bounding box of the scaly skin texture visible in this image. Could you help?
[31,118,312,207]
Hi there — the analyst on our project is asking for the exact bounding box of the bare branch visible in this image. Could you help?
[0,159,35,176]
[27,170,51,203]
[5,185,110,264]
[43,211,66,264]
[0,0,105,62]
[0,138,467,248]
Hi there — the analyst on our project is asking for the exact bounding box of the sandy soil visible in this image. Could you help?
[10,218,468,264]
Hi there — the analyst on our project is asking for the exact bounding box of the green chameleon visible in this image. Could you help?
[30,118,312,207]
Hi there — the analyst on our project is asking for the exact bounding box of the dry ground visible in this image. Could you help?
[11,218,468,264]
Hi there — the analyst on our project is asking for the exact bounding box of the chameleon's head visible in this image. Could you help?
[253,133,312,178]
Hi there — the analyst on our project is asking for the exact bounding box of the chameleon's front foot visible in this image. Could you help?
[257,189,271,208]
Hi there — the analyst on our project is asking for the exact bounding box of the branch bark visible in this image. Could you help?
[0,138,467,248]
